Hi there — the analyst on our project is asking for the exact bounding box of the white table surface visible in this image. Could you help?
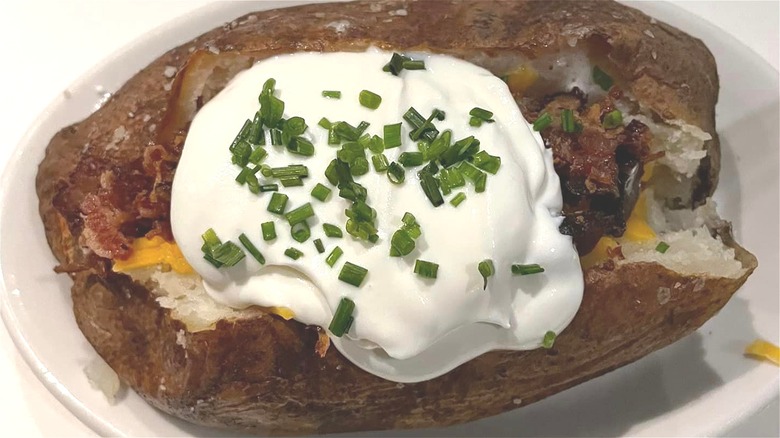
[0,1,777,436]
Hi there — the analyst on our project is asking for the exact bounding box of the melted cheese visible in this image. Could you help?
[112,236,193,274]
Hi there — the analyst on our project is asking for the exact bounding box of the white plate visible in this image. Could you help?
[1,1,777,436]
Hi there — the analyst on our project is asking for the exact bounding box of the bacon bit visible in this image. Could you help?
[80,192,133,260]
[315,328,331,358]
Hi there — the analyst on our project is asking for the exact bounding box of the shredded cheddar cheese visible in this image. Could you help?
[504,65,538,95]
[623,192,657,242]
[113,236,194,274]
[745,339,780,366]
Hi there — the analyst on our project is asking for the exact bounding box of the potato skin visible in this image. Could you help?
[36,0,755,434]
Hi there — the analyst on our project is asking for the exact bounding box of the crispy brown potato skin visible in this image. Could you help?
[37,0,755,434]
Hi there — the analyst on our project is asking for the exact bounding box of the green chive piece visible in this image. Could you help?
[359,90,382,110]
[402,59,426,70]
[439,135,479,167]
[406,108,441,142]
[533,112,552,131]
[384,123,403,149]
[469,117,483,127]
[313,238,325,254]
[284,247,304,260]
[469,107,494,122]
[450,192,467,207]
[542,330,557,349]
[350,157,370,176]
[372,153,389,172]
[279,176,304,187]
[474,172,487,193]
[323,223,343,238]
[261,221,276,241]
[235,166,257,185]
[267,192,289,214]
[318,117,332,130]
[439,167,465,191]
[337,141,366,164]
[427,130,451,161]
[387,162,405,184]
[213,241,245,267]
[561,109,577,133]
[472,150,502,175]
[231,139,252,166]
[287,137,315,156]
[338,262,368,287]
[229,119,252,152]
[419,171,444,207]
[384,52,410,75]
[238,233,265,265]
[322,90,342,99]
[414,259,439,279]
[368,135,385,153]
[248,146,268,164]
[603,110,623,129]
[285,202,315,225]
[328,297,355,337]
[327,126,340,145]
[259,183,278,192]
[656,241,670,254]
[398,152,424,167]
[592,66,613,91]
[333,121,362,142]
[271,164,309,179]
[389,229,415,257]
[246,173,261,194]
[478,259,495,290]
[269,128,283,146]
[511,263,545,275]
[259,80,284,128]
[291,221,311,243]
[201,228,223,267]
[283,117,308,136]
[326,246,344,267]
[311,183,332,202]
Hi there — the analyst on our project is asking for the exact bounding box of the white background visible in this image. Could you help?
[0,1,777,436]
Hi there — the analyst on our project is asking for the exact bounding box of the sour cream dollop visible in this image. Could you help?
[171,49,583,383]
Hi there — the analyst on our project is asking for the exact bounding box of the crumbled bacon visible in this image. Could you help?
[80,191,133,260]
[314,328,331,358]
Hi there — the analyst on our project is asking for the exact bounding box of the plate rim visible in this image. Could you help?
[0,1,777,436]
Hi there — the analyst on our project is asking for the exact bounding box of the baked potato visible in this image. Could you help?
[36,0,756,434]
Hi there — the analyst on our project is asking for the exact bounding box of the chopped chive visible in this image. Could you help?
[350,157,370,176]
[246,173,261,194]
[323,223,343,238]
[210,241,245,267]
[322,90,342,99]
[533,112,552,131]
[602,109,623,129]
[318,117,332,129]
[414,259,439,279]
[267,192,289,214]
[655,241,670,253]
[261,221,276,241]
[398,152,424,167]
[328,297,355,337]
[439,167,465,191]
[592,66,613,91]
[478,259,494,290]
[402,59,426,70]
[326,246,344,267]
[327,126,340,145]
[472,150,502,174]
[231,139,252,166]
[229,119,252,152]
[450,192,467,207]
[313,238,325,254]
[469,107,494,122]
[259,183,278,192]
[283,117,307,136]
[385,52,409,75]
[561,109,577,133]
[235,166,258,185]
[238,233,265,265]
[511,263,545,275]
[291,221,311,243]
[419,171,444,207]
[469,117,483,127]
[201,228,221,248]
[359,90,382,110]
[439,135,479,167]
[387,162,405,184]
[368,135,385,153]
[421,160,439,176]
[279,176,304,187]
[311,183,332,202]
[337,141,365,164]
[542,330,556,349]
[271,164,309,179]
[474,172,487,193]
[389,229,415,257]
[284,247,304,260]
[287,137,315,156]
[338,261,368,287]
[285,202,315,225]
[372,153,389,172]
[269,128,283,145]
[248,146,268,164]
[427,130,451,161]
[333,121,362,142]
[356,121,370,135]
[384,123,402,149]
